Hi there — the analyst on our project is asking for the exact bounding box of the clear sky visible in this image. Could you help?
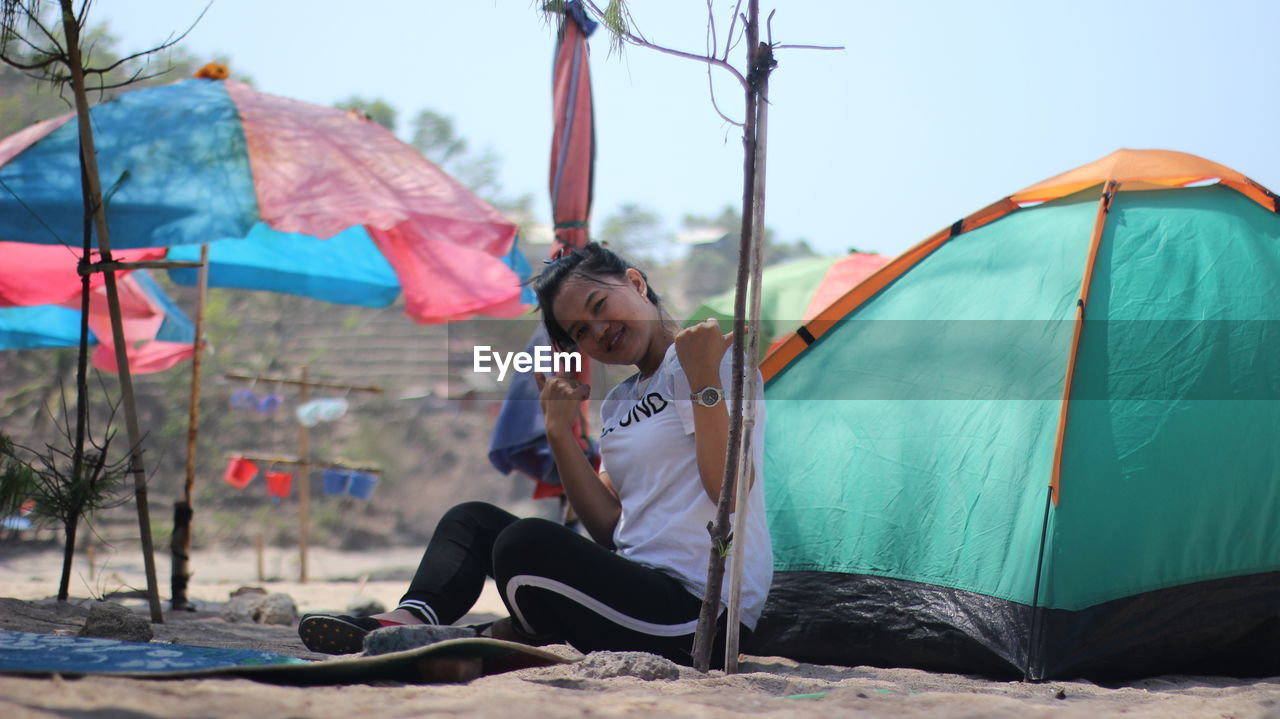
[92,0,1280,258]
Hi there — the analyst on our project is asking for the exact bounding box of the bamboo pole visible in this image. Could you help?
[231,455,383,474]
[57,0,162,623]
[255,533,265,583]
[724,61,771,672]
[297,365,311,583]
[171,245,208,610]
[87,260,203,272]
[223,372,383,394]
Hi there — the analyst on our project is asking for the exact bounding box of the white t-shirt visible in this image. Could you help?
[598,343,773,629]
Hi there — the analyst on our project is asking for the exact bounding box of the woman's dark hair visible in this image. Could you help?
[530,242,660,350]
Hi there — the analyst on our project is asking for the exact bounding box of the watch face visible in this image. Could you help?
[699,388,721,406]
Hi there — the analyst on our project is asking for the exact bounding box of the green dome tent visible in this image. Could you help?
[751,150,1280,680]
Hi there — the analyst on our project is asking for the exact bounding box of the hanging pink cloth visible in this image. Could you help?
[0,242,165,307]
[74,271,194,374]
[223,457,259,489]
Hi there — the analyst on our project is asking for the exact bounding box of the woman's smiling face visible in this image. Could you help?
[551,268,665,368]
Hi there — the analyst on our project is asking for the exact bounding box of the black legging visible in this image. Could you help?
[398,501,737,667]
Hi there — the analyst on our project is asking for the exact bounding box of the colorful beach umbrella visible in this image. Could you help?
[686,251,889,354]
[0,75,527,323]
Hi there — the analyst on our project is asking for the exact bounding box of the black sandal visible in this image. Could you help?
[298,614,390,655]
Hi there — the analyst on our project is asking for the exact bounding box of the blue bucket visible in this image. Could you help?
[322,468,350,495]
[347,472,379,501]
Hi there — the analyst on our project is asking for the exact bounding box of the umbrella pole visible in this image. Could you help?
[172,245,209,610]
[57,0,163,623]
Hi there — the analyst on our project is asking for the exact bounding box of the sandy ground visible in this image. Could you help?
[1,543,1279,718]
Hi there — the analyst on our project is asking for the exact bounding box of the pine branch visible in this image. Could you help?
[21,5,64,55]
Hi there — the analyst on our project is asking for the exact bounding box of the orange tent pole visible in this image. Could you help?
[1047,180,1118,505]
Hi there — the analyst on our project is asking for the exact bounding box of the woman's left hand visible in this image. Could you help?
[675,318,734,387]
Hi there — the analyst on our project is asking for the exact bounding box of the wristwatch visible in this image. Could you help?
[689,386,726,408]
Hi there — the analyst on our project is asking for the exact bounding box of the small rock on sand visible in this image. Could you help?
[575,651,681,681]
[77,601,152,642]
[221,591,298,625]
[363,624,476,655]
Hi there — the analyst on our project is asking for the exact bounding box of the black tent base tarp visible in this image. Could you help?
[748,571,1280,680]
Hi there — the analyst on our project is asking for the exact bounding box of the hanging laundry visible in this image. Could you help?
[296,398,349,427]
[346,472,379,501]
[223,456,259,489]
[230,389,259,411]
[322,468,351,495]
[256,393,284,414]
[265,470,293,499]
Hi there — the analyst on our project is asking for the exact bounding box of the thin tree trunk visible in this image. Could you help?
[60,197,91,602]
[57,0,163,623]
[691,0,770,673]
[57,123,95,604]
[56,513,78,601]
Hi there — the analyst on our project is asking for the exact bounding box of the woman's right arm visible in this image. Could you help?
[538,374,621,548]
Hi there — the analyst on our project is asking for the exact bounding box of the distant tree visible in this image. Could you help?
[410,110,467,166]
[409,108,528,211]
[597,203,665,260]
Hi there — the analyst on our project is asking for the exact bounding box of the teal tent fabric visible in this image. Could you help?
[1048,187,1280,610]
[765,186,1280,610]
[756,181,1280,679]
[766,191,1096,605]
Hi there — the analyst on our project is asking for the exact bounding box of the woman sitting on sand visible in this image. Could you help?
[299,243,771,666]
